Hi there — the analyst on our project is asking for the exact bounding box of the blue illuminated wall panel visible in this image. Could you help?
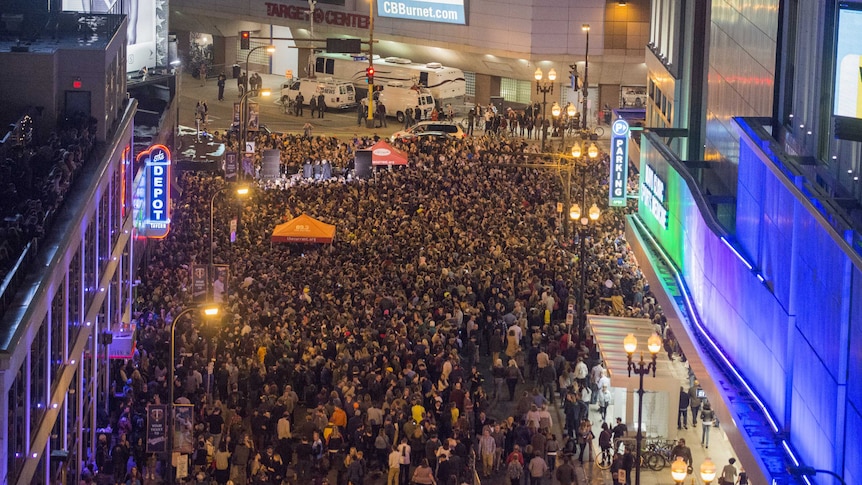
[639,136,790,431]
[640,121,862,481]
[638,127,862,481]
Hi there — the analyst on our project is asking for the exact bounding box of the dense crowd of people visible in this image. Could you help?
[90,129,676,485]
[0,112,97,284]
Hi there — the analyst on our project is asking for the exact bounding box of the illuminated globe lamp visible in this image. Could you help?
[588,142,599,159]
[552,102,561,117]
[588,203,601,222]
[647,333,663,354]
[571,143,582,158]
[700,458,717,484]
[569,204,579,222]
[671,456,688,484]
[624,332,637,354]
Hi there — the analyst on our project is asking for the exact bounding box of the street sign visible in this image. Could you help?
[326,38,362,53]
[609,119,630,207]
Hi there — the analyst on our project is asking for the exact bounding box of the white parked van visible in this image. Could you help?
[280,78,357,110]
[375,82,435,123]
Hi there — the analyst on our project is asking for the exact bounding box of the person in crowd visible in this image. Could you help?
[678,386,690,429]
[700,402,716,448]
[720,458,738,485]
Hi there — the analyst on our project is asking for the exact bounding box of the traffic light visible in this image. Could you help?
[240,31,250,49]
[366,66,374,84]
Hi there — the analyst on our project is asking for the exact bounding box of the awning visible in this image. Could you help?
[587,315,683,437]
[588,315,677,385]
[369,140,409,166]
[270,213,336,244]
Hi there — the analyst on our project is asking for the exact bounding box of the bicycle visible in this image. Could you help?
[596,447,614,470]
[565,125,605,140]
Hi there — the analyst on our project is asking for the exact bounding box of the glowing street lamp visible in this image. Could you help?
[671,457,688,484]
[700,458,717,484]
[625,333,662,485]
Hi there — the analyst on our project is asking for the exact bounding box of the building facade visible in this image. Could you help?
[631,0,862,483]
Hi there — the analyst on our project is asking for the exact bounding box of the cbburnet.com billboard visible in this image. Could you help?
[378,0,466,25]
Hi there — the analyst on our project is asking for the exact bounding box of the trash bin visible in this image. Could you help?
[232,64,241,79]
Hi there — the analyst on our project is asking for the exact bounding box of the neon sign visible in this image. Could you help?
[134,144,172,238]
[641,163,668,228]
[609,119,630,207]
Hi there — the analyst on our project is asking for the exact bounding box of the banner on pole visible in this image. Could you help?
[224,152,238,181]
[146,405,168,453]
[173,404,196,453]
[190,264,208,301]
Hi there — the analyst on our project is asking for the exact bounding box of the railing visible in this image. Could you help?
[0,239,37,317]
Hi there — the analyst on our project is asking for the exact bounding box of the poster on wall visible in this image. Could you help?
[834,2,862,140]
[377,0,467,25]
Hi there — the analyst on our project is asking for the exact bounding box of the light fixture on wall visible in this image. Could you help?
[618,0,627,5]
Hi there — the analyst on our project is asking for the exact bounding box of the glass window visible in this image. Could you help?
[500,78,531,104]
[465,71,475,98]
[31,322,47,439]
[8,363,26,482]
[51,282,66,384]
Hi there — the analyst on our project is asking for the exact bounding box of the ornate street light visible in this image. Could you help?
[535,67,556,152]
[626,333,662,485]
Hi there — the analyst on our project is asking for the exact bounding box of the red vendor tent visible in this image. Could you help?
[369,140,409,166]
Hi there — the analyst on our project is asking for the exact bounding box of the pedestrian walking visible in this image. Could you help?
[678,387,690,429]
[217,72,226,101]
[700,402,715,448]
[199,64,207,86]
[376,102,387,127]
[295,92,304,116]
[309,96,317,118]
[317,93,326,118]
[528,453,547,485]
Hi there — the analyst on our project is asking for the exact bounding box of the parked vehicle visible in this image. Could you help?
[376,83,435,123]
[390,121,465,142]
[280,77,357,110]
[313,53,466,100]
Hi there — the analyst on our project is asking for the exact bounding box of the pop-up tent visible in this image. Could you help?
[270,213,336,244]
[369,140,409,166]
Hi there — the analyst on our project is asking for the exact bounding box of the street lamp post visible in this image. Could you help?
[581,24,590,130]
[553,102,578,152]
[244,45,276,96]
[624,332,663,485]
[209,186,250,297]
[367,0,376,127]
[237,88,271,180]
[535,67,556,152]
[571,143,600,331]
[168,305,219,485]
[571,200,600,333]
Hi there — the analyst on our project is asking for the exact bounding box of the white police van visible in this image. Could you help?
[280,78,357,110]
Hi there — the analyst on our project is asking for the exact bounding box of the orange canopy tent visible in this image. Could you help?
[270,213,336,244]
[369,140,409,166]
